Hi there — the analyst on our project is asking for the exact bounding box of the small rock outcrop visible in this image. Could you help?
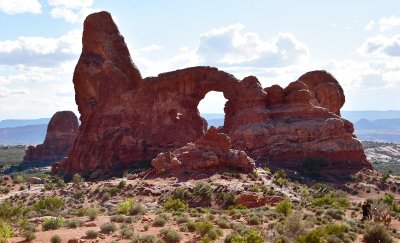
[151,127,255,172]
[53,11,372,179]
[23,111,78,162]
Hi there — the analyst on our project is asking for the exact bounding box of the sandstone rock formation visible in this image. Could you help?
[23,111,78,162]
[53,11,372,179]
[151,126,255,172]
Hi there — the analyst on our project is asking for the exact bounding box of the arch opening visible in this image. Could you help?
[197,91,228,131]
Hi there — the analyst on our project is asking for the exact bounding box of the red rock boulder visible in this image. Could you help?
[23,111,78,162]
[151,127,255,172]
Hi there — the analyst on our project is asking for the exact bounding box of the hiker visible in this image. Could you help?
[28,182,31,190]
[366,201,372,220]
[361,201,368,220]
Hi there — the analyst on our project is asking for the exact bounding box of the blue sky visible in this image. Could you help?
[1,0,400,120]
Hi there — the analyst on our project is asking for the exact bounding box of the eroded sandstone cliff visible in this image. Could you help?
[24,111,78,162]
[53,11,371,179]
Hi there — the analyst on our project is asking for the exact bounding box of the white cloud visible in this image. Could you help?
[47,0,93,9]
[0,86,28,98]
[50,7,95,23]
[47,0,96,23]
[139,44,164,52]
[0,29,82,66]
[365,20,375,31]
[358,35,400,57]
[379,16,400,32]
[196,23,309,67]
[0,0,41,15]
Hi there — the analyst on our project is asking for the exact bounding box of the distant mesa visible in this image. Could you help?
[23,111,78,163]
[53,11,372,179]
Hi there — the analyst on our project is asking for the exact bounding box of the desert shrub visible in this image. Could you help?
[115,199,146,215]
[325,208,344,220]
[160,228,182,243]
[72,173,83,184]
[275,198,292,216]
[225,229,264,243]
[0,200,24,221]
[281,212,304,238]
[0,221,13,242]
[120,227,134,239]
[216,218,231,229]
[363,223,394,243]
[86,206,100,220]
[133,234,157,243]
[73,189,85,200]
[382,193,394,205]
[75,207,87,217]
[174,214,190,224]
[21,229,36,241]
[100,223,117,233]
[194,219,222,240]
[33,197,64,213]
[86,229,99,239]
[42,217,65,231]
[193,182,213,197]
[153,215,167,227]
[115,199,133,215]
[171,187,192,200]
[220,191,236,207]
[111,215,126,223]
[55,179,66,188]
[296,223,349,243]
[163,198,188,212]
[381,173,390,183]
[311,192,349,208]
[246,214,263,225]
[65,219,83,228]
[50,235,61,243]
[117,180,126,189]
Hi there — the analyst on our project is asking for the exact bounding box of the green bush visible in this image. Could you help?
[0,221,13,242]
[163,198,188,212]
[115,199,146,215]
[86,206,100,220]
[120,227,134,239]
[225,229,264,243]
[65,219,83,228]
[296,223,349,243]
[153,215,167,227]
[72,173,84,184]
[33,197,64,213]
[246,214,262,225]
[193,182,212,197]
[86,229,99,239]
[311,192,349,208]
[50,235,62,243]
[160,228,182,243]
[275,198,292,216]
[42,217,65,231]
[172,187,192,200]
[363,223,394,243]
[0,200,24,221]
[194,219,222,240]
[100,223,117,233]
[324,209,344,220]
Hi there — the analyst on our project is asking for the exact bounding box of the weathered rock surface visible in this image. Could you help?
[53,11,371,179]
[151,127,255,172]
[23,111,78,162]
